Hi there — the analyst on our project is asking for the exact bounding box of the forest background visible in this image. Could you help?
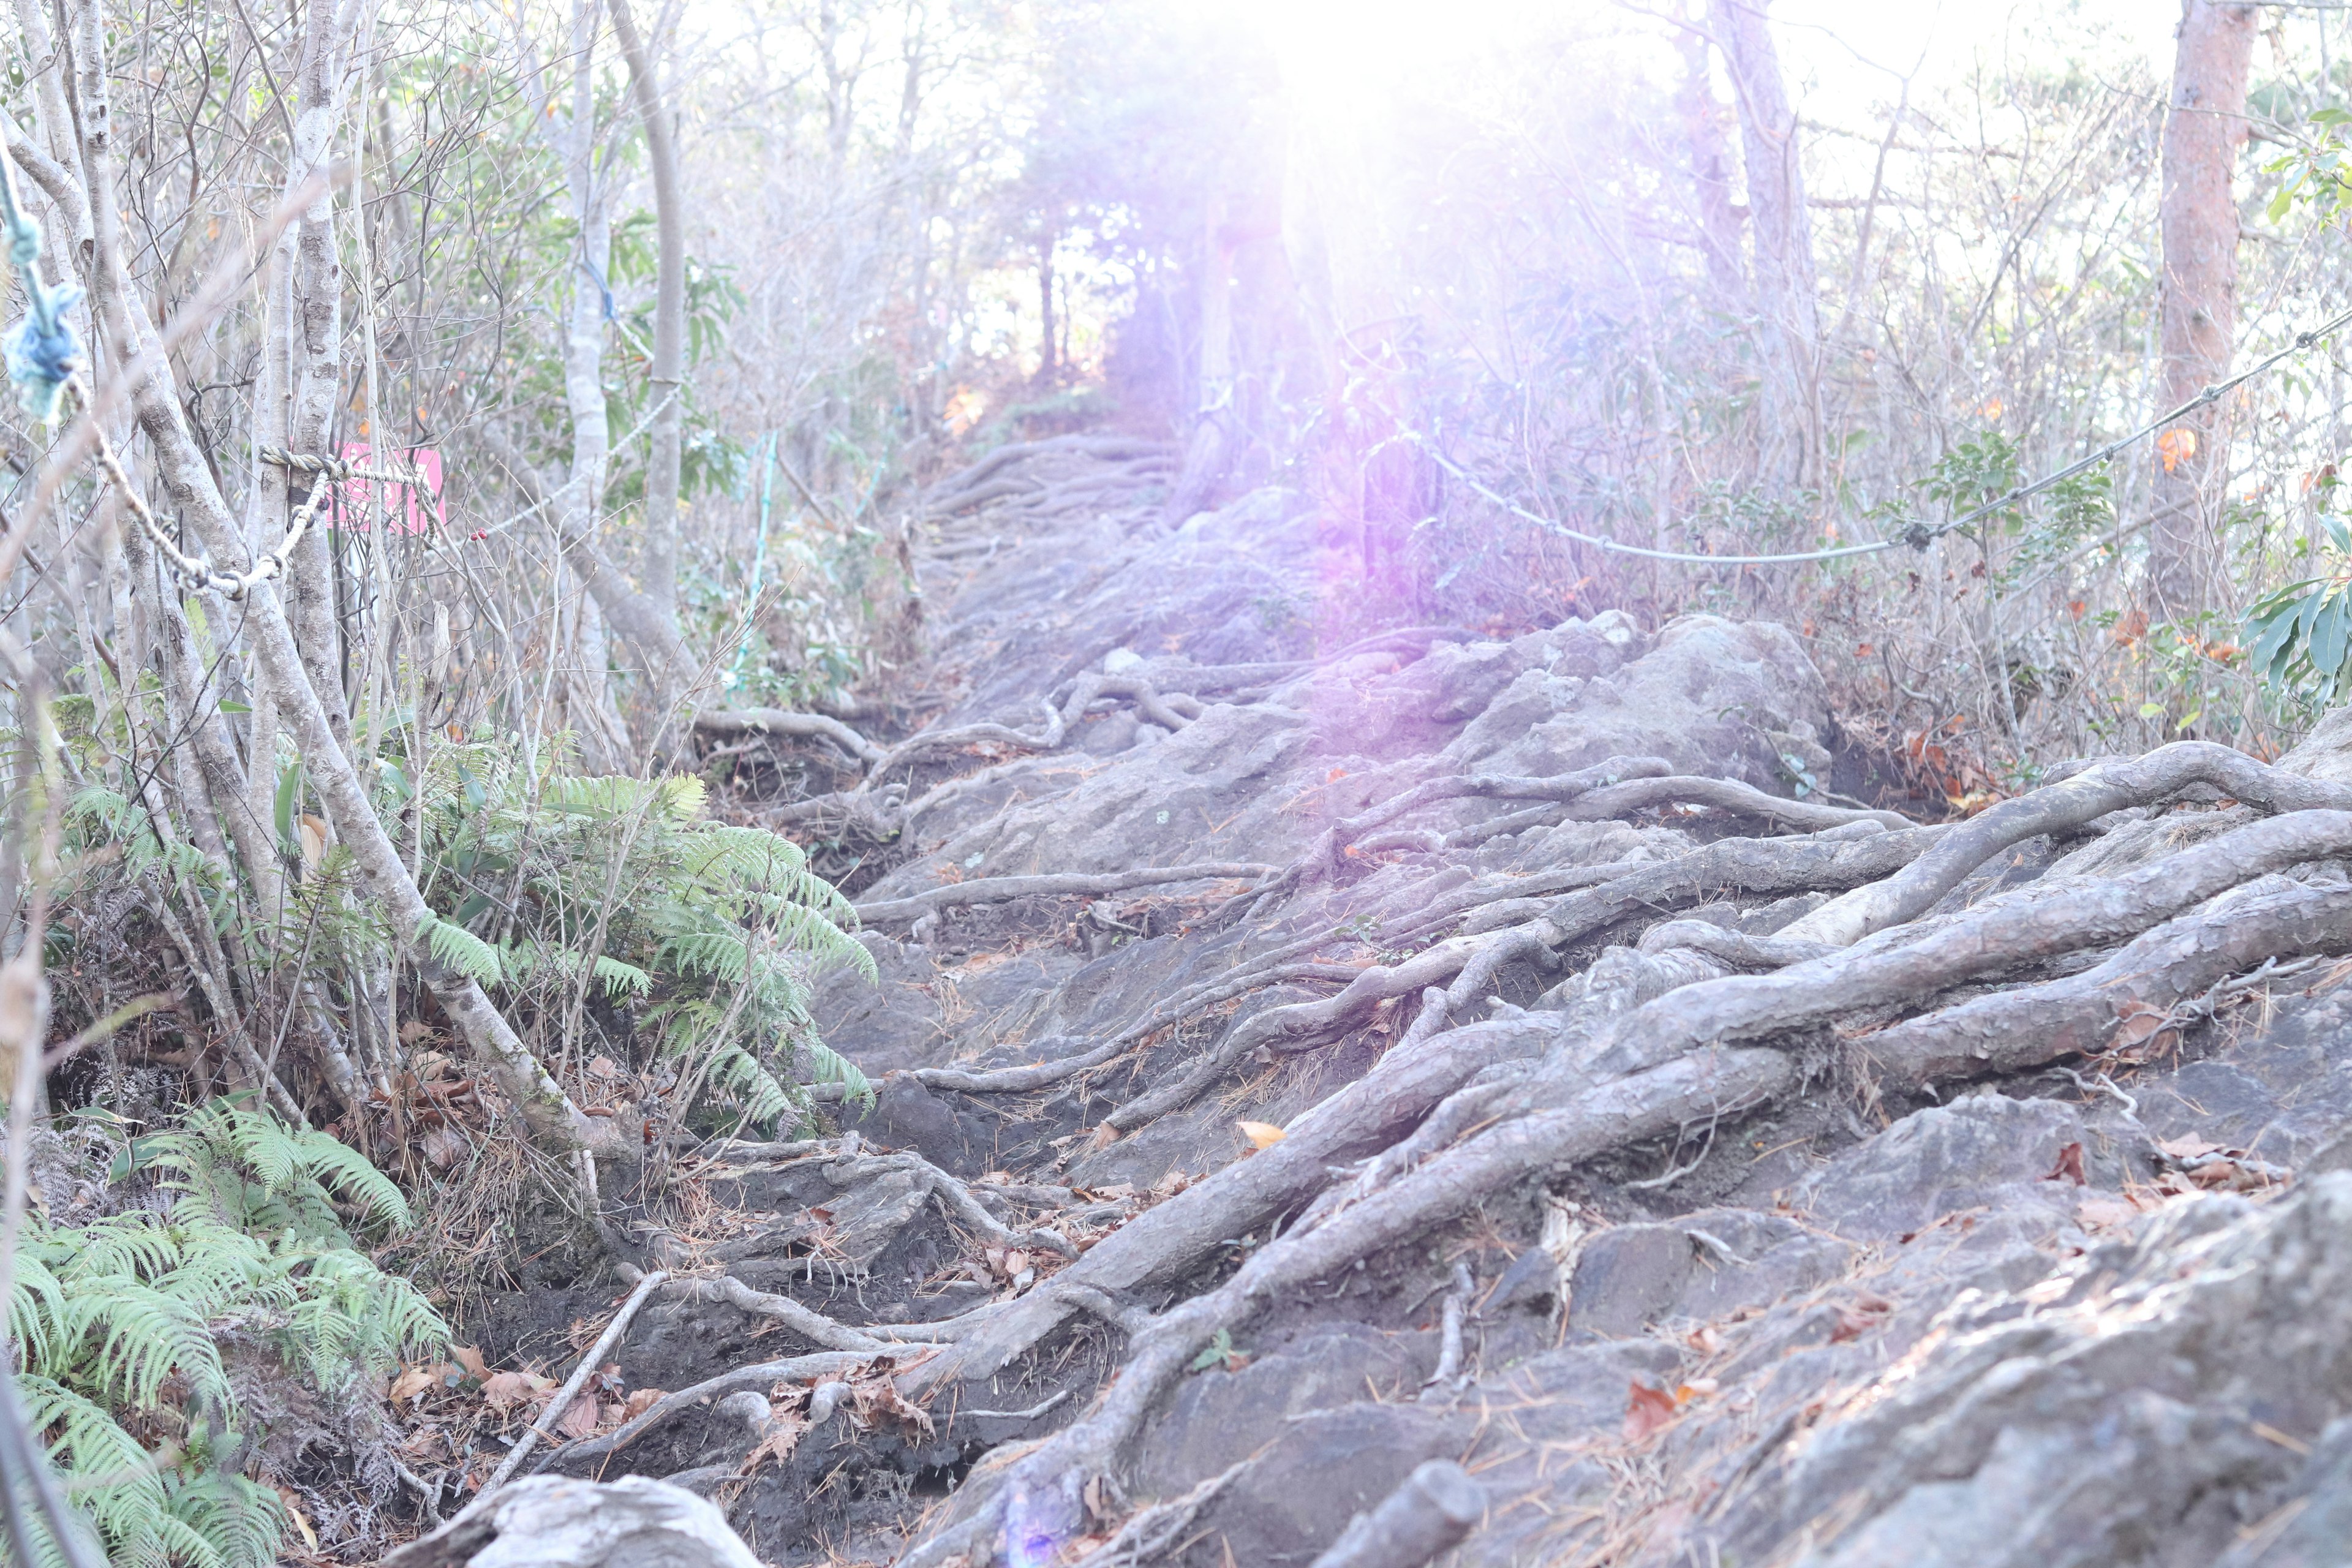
[0,0,2345,1560]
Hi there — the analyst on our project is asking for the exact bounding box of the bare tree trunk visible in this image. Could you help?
[2148,0,2257,622]
[1713,0,1822,494]
[1676,17,1744,303]
[608,0,683,630]
[1164,189,1236,526]
[1037,232,1058,386]
[68,0,613,1163]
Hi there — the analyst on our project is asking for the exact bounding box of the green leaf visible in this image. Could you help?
[273,760,303,846]
[2312,594,2351,681]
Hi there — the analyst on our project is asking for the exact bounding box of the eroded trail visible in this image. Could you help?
[451,445,2352,1568]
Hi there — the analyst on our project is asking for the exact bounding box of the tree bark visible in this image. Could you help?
[2148,0,2257,622]
[1676,15,1744,303]
[608,0,684,630]
[1713,0,1822,493]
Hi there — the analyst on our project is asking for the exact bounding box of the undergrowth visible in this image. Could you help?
[11,1102,442,1568]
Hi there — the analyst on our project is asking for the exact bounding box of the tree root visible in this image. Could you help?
[665,1274,940,1355]
[1586,807,2352,1080]
[1560,774,1912,832]
[884,766,2352,1561]
[1784,739,2352,946]
[853,862,1277,928]
[693,707,886,767]
[895,1045,1792,1567]
[908,942,1374,1096]
[1310,1460,1486,1568]
[823,1150,1080,1259]
[1106,824,1939,1134]
[1458,825,1939,937]
[534,1350,881,1475]
[861,698,1068,782]
[899,1016,1560,1400]
[1852,873,2352,1091]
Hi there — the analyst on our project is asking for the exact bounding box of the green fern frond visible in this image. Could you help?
[416,912,502,986]
[794,1033,876,1106]
[592,954,654,998]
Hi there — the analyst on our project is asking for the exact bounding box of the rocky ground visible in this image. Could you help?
[413,437,2352,1568]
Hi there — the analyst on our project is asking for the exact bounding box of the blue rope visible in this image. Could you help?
[725,431,778,691]
[0,153,83,423]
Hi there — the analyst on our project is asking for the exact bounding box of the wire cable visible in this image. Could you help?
[1419,301,2352,569]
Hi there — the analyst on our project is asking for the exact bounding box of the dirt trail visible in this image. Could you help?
[480,444,2352,1568]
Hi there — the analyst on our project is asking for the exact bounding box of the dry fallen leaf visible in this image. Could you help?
[450,1345,489,1383]
[478,1371,533,1409]
[623,1387,666,1420]
[420,1126,469,1172]
[852,1376,937,1439]
[2155,1134,2221,1162]
[2076,1196,2139,1234]
[738,1412,810,1475]
[1236,1120,1287,1151]
[2041,1142,2087,1186]
[388,1365,437,1405]
[1623,1380,1678,1443]
[556,1397,603,1439]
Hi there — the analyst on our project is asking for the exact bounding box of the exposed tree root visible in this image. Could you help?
[1784,739,2352,946]
[535,1350,882,1475]
[853,862,1277,927]
[875,760,2352,1566]
[665,1274,939,1355]
[861,698,1068,781]
[1585,807,2352,1079]
[692,707,887,767]
[1853,873,2352,1090]
[1559,774,1913,832]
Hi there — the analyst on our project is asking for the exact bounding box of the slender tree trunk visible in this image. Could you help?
[1038,233,1059,386]
[1676,18,1744,303]
[1164,190,1236,526]
[1713,0,1822,494]
[608,0,684,629]
[2149,0,2257,622]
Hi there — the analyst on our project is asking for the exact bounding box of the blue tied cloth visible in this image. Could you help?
[0,160,83,423]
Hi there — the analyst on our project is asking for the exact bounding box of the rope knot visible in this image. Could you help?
[3,298,83,424]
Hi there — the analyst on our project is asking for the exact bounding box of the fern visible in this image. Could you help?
[9,1106,445,1568]
[417,911,502,987]
[410,737,875,1131]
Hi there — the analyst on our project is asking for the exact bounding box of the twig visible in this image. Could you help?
[484,1268,670,1493]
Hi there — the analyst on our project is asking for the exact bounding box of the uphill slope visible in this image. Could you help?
[506,441,2352,1568]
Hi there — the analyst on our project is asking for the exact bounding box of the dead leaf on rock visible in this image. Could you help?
[1235,1120,1286,1151]
[2155,1134,2221,1162]
[1829,1295,1894,1343]
[2041,1142,2087,1186]
[1623,1379,1677,1443]
[2076,1196,2139,1234]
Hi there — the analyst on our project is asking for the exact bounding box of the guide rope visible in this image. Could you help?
[1414,301,2352,569]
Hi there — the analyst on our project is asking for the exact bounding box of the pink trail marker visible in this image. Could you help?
[333,442,445,534]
